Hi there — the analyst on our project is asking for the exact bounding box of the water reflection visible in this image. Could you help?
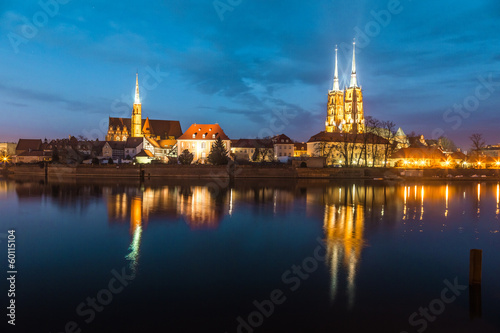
[125,196,143,273]
[2,178,500,309]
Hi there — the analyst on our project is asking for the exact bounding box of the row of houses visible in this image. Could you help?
[4,124,500,167]
[2,124,308,164]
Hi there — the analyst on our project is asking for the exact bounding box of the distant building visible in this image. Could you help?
[482,144,500,158]
[0,142,17,156]
[177,124,231,163]
[367,127,409,149]
[389,147,446,167]
[231,138,273,161]
[293,142,308,157]
[105,74,182,142]
[16,150,52,163]
[124,138,144,159]
[16,139,42,156]
[102,141,126,160]
[272,134,294,159]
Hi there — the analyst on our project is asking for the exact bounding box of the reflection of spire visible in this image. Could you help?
[420,186,424,221]
[496,183,499,216]
[126,196,143,273]
[403,186,407,219]
[477,183,481,216]
[445,184,449,218]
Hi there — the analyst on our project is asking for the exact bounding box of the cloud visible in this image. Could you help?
[0,82,95,112]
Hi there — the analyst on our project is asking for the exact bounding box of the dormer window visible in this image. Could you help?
[212,134,216,139]
[198,128,201,131]
[209,128,212,131]
[202,134,206,138]
[192,133,196,138]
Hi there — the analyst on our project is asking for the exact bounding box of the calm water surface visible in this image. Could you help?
[1,177,499,333]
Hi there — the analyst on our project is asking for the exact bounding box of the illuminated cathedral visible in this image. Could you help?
[325,41,365,134]
[106,74,182,142]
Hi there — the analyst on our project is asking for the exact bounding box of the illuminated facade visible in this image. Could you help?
[325,42,365,134]
[177,124,231,162]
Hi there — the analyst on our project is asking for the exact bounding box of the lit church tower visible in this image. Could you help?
[343,41,365,134]
[131,73,142,137]
[326,46,345,133]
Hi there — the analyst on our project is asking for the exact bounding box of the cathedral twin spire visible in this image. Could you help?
[350,41,357,88]
[332,40,358,91]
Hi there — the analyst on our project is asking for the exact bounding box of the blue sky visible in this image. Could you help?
[1,0,499,149]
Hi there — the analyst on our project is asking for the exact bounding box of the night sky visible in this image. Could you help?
[1,0,499,149]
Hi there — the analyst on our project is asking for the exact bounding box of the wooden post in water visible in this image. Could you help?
[469,249,482,285]
[469,249,482,319]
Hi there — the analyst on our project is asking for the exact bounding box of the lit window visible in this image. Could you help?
[192,143,195,148]
[209,128,212,131]
[203,134,206,138]
[192,134,196,138]
[201,142,206,149]
[212,134,216,138]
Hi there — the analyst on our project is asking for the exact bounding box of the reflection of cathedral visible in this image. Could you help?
[324,203,364,307]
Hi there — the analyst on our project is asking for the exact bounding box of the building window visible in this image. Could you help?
[279,153,282,157]
[192,134,196,138]
[192,143,195,148]
[201,142,206,149]
[212,134,216,138]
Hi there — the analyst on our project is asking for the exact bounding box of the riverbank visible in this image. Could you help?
[3,164,500,181]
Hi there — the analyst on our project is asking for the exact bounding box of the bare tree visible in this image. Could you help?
[314,142,336,165]
[439,136,457,152]
[334,132,359,167]
[406,131,421,147]
[469,133,486,156]
[364,117,381,167]
[382,121,396,166]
